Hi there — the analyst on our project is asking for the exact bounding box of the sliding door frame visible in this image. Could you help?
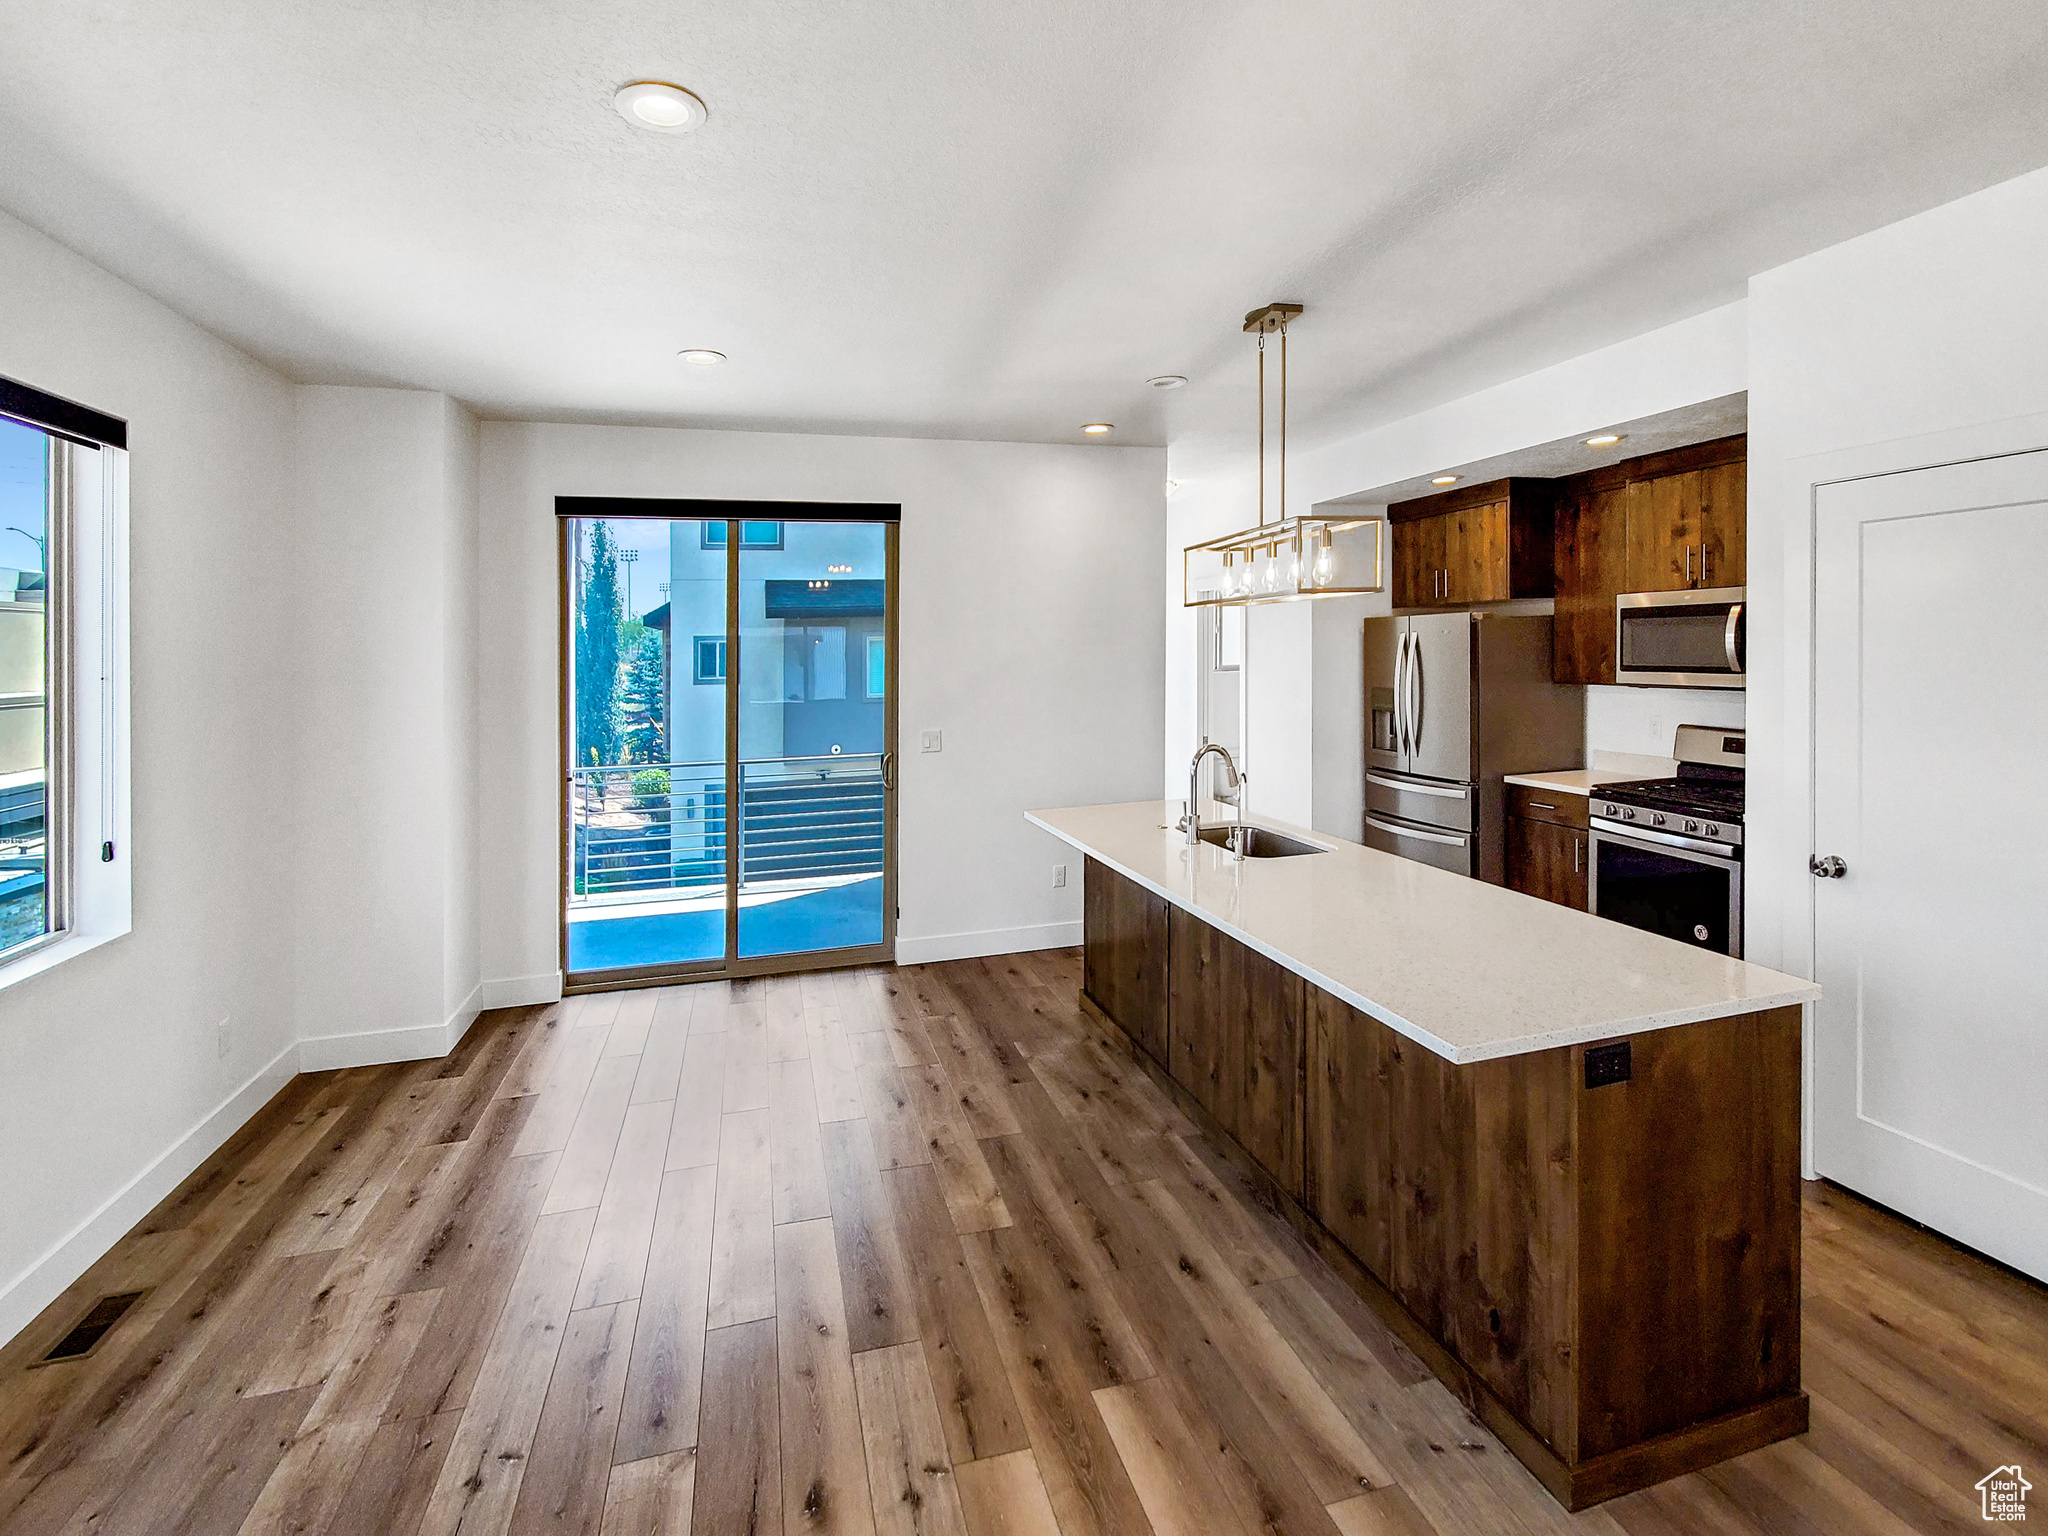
[557,499,899,994]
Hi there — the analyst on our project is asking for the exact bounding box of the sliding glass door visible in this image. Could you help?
[561,501,897,988]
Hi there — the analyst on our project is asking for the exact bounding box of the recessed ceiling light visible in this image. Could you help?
[1432,475,1458,486]
[1585,433,1624,448]
[1147,376,1188,390]
[615,81,708,134]
[1082,423,1114,435]
[678,349,726,366]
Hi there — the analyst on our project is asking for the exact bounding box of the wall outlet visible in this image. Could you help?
[920,730,943,754]
[216,1016,231,1060]
[1052,863,1067,889]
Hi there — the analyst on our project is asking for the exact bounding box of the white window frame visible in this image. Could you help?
[0,436,130,991]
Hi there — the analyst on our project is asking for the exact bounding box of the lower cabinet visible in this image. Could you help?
[1080,857,1169,1062]
[1168,905,1305,1199]
[1505,785,1589,910]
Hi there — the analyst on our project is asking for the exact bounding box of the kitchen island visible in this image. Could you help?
[1027,800,1821,1509]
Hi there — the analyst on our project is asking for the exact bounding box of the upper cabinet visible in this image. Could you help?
[1553,435,1746,685]
[1622,446,1747,594]
[1390,479,1555,608]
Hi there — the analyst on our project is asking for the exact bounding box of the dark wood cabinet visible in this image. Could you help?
[1167,904,1305,1200]
[1553,480,1628,684]
[1621,442,1747,595]
[1505,786,1589,911]
[1552,436,1745,683]
[1081,857,1169,1063]
[1391,480,1554,607]
[1081,868,1806,1508]
[1304,989,1803,1492]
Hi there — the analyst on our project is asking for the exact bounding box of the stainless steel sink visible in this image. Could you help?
[1197,824,1326,859]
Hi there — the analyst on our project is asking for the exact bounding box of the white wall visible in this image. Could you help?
[1584,685,1745,761]
[0,209,300,1345]
[293,387,484,1067]
[1167,304,1750,819]
[1745,163,2048,977]
[478,423,1165,976]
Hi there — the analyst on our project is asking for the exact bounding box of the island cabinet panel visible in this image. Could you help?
[1080,857,1169,1062]
[1167,906,1305,1200]
[1304,988,1395,1279]
[1573,1005,1802,1460]
[1306,989,1577,1455]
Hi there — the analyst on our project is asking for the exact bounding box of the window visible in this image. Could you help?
[0,418,57,959]
[692,635,727,684]
[700,520,784,550]
[0,374,130,991]
[865,635,886,699]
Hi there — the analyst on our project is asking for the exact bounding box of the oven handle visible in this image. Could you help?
[1724,602,1744,674]
[1590,818,1739,861]
[1366,814,1468,847]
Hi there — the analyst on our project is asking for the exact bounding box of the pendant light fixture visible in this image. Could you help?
[1183,303,1384,606]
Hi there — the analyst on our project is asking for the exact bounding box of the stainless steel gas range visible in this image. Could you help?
[1588,725,1746,957]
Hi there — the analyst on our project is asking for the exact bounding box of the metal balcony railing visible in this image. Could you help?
[569,753,885,907]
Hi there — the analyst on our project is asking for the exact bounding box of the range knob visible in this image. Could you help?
[1684,819,1700,834]
[1652,813,1667,828]
[1602,803,1618,816]
[1705,823,1720,838]
[1624,808,1637,822]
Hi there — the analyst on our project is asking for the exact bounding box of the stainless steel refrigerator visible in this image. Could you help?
[1363,611,1584,881]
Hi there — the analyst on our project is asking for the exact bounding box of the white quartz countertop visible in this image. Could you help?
[1502,767,1647,797]
[1027,801,1818,1065]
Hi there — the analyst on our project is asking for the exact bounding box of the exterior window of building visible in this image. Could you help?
[700,520,784,550]
[693,635,727,684]
[865,635,886,699]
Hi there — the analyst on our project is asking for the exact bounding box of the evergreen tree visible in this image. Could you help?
[574,522,623,768]
[618,629,666,764]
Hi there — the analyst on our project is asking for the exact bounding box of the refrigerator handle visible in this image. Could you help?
[1392,630,1409,756]
[1406,631,1423,755]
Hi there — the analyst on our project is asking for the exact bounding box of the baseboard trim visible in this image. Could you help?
[0,1038,299,1351]
[296,972,561,1072]
[895,921,1081,966]
[477,971,563,1009]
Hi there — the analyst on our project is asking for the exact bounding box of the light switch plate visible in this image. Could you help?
[1052,863,1067,889]
[920,730,943,753]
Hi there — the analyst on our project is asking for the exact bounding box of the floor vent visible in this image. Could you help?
[37,1291,145,1365]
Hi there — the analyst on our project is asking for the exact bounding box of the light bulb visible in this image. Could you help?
[1313,532,1335,587]
[1287,538,1303,589]
[1261,544,1279,591]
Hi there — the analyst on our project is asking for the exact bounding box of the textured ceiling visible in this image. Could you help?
[2,1,2046,460]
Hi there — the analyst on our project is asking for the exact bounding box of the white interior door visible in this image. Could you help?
[1812,449,2048,1279]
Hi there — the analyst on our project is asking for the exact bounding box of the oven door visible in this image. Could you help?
[1589,819,1744,956]
[1615,587,1745,688]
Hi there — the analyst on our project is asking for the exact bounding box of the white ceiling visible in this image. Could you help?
[2,1,2046,461]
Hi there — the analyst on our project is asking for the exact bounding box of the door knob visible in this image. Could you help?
[1809,855,1847,879]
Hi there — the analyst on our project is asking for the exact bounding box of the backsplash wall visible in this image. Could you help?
[1586,684,1745,760]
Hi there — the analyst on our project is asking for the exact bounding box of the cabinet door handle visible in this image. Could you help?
[1702,546,1713,583]
[1574,836,1582,874]
[1684,544,1694,585]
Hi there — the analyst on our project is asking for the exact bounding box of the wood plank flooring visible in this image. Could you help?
[2,953,2043,1535]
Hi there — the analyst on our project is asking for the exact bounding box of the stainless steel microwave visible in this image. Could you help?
[1615,587,1745,688]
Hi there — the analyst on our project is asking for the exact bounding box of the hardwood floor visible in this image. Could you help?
[2,952,2042,1534]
